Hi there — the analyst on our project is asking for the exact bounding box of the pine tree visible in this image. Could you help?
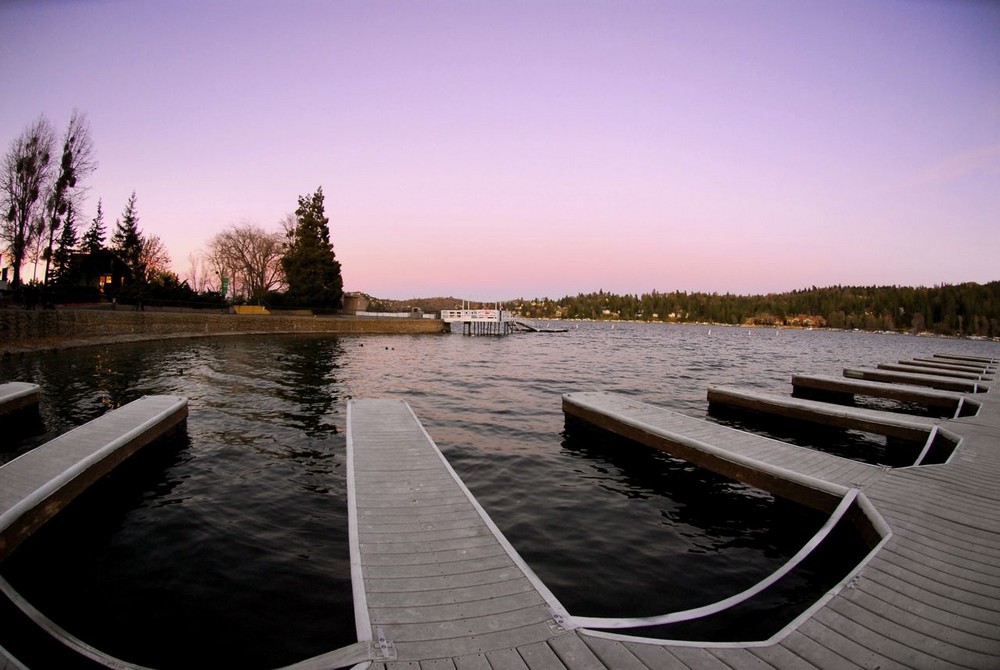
[111,191,145,282]
[50,200,78,285]
[81,198,106,253]
[281,187,343,307]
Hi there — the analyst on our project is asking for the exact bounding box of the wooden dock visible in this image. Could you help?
[0,382,40,421]
[345,398,575,665]
[338,354,999,668]
[4,349,999,668]
[0,395,188,562]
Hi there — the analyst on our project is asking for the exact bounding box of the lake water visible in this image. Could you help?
[1,323,997,668]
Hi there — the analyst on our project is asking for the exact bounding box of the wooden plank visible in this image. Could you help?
[577,634,650,670]
[546,633,607,670]
[824,593,1000,667]
[620,642,690,669]
[517,640,567,670]
[0,394,188,561]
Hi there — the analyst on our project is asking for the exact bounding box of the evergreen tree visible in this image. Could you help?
[281,187,343,307]
[50,200,78,285]
[111,191,145,282]
[81,198,106,253]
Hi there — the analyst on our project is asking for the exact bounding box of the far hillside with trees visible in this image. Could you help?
[505,283,1000,338]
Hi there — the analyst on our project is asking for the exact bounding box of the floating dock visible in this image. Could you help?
[4,350,1000,669]
[0,383,40,421]
[341,366,999,669]
[0,395,188,562]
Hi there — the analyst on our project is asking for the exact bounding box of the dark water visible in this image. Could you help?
[1,324,997,667]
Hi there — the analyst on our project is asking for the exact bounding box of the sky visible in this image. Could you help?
[1,0,998,300]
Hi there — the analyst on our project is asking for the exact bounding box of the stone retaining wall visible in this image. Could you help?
[0,309,447,348]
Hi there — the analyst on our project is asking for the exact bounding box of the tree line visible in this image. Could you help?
[507,283,1000,337]
[3,112,343,310]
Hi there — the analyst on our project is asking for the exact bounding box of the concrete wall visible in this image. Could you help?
[0,309,447,348]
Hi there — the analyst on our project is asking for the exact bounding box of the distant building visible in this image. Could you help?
[68,249,132,296]
[342,292,369,314]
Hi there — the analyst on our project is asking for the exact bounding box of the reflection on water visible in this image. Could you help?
[1,325,997,666]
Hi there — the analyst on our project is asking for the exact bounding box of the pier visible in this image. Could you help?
[439,309,517,336]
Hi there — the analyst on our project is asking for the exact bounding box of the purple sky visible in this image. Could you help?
[2,0,998,300]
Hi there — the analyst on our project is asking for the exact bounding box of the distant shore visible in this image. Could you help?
[0,308,447,357]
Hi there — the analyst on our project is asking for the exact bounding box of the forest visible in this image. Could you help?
[497,283,1000,337]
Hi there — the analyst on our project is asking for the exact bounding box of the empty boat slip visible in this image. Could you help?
[791,373,979,416]
[877,362,994,381]
[707,386,949,442]
[844,367,988,393]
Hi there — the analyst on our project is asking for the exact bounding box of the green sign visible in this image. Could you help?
[221,277,229,297]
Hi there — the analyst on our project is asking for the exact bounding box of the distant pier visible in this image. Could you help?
[439,308,517,336]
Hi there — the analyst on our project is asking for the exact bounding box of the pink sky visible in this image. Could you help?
[2,0,998,300]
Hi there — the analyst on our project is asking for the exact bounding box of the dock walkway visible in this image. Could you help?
[0,395,188,561]
[346,365,999,668]
[346,398,575,665]
[0,383,39,420]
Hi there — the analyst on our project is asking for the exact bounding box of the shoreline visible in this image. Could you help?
[0,308,447,358]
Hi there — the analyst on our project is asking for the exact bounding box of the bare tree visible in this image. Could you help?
[42,110,97,284]
[184,251,218,292]
[139,234,171,281]
[1,116,55,288]
[207,221,285,302]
